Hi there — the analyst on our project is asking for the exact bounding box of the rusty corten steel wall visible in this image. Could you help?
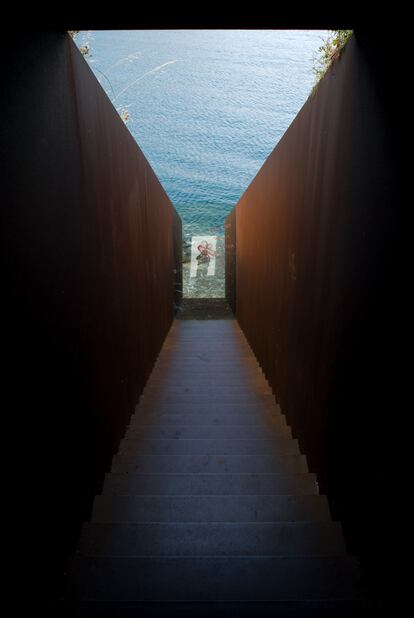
[1,32,181,597]
[173,211,183,309]
[225,209,236,313]
[227,34,400,602]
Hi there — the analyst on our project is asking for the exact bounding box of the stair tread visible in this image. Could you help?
[129,414,287,426]
[118,437,300,456]
[58,600,375,617]
[147,379,267,384]
[111,453,308,473]
[79,521,346,556]
[143,386,271,392]
[91,494,329,523]
[124,425,290,438]
[136,400,280,407]
[64,555,364,601]
[102,472,318,495]
[131,410,284,417]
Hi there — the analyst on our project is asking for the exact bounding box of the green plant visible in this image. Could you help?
[119,108,130,124]
[312,30,353,92]
[68,31,90,56]
[68,31,130,125]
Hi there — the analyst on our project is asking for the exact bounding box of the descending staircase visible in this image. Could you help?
[63,311,368,616]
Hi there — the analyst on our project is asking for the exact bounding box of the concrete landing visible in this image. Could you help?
[175,299,233,319]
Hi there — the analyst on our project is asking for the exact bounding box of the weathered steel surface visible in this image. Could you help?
[172,210,183,310]
[1,31,181,590]
[228,34,399,603]
[225,209,236,313]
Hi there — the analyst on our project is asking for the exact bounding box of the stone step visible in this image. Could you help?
[149,367,264,374]
[163,339,249,344]
[166,330,243,332]
[159,352,254,357]
[163,341,248,346]
[117,438,300,456]
[58,600,373,617]
[137,399,278,407]
[102,472,318,496]
[160,334,251,339]
[161,337,251,340]
[142,389,272,397]
[148,372,265,380]
[124,424,291,439]
[163,349,254,353]
[129,414,287,427]
[168,329,242,332]
[177,324,234,329]
[165,327,242,331]
[171,327,241,330]
[153,362,260,368]
[79,522,345,556]
[153,359,264,368]
[154,348,257,354]
[150,365,263,372]
[144,381,270,390]
[160,352,255,357]
[131,415,284,428]
[134,403,282,416]
[64,555,363,602]
[138,395,276,405]
[111,453,308,474]
[168,331,243,335]
[154,354,261,366]
[160,348,253,352]
[152,368,264,372]
[156,349,254,354]
[165,338,247,341]
[143,385,271,393]
[156,358,255,363]
[91,495,331,523]
[152,361,260,365]
[144,373,269,383]
[156,363,257,369]
[157,345,255,351]
[164,343,250,347]
[170,323,239,328]
[164,330,245,333]
[140,396,277,405]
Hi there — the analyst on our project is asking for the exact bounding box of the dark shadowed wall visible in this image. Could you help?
[225,209,236,313]
[226,34,400,604]
[1,32,181,600]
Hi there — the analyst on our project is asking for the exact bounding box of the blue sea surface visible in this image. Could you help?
[79,30,328,295]
[83,30,327,232]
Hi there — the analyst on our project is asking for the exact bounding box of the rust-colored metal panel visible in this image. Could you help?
[225,209,236,314]
[1,31,181,590]
[172,209,183,310]
[230,35,399,603]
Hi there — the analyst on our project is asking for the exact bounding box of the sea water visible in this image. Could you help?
[80,29,328,296]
